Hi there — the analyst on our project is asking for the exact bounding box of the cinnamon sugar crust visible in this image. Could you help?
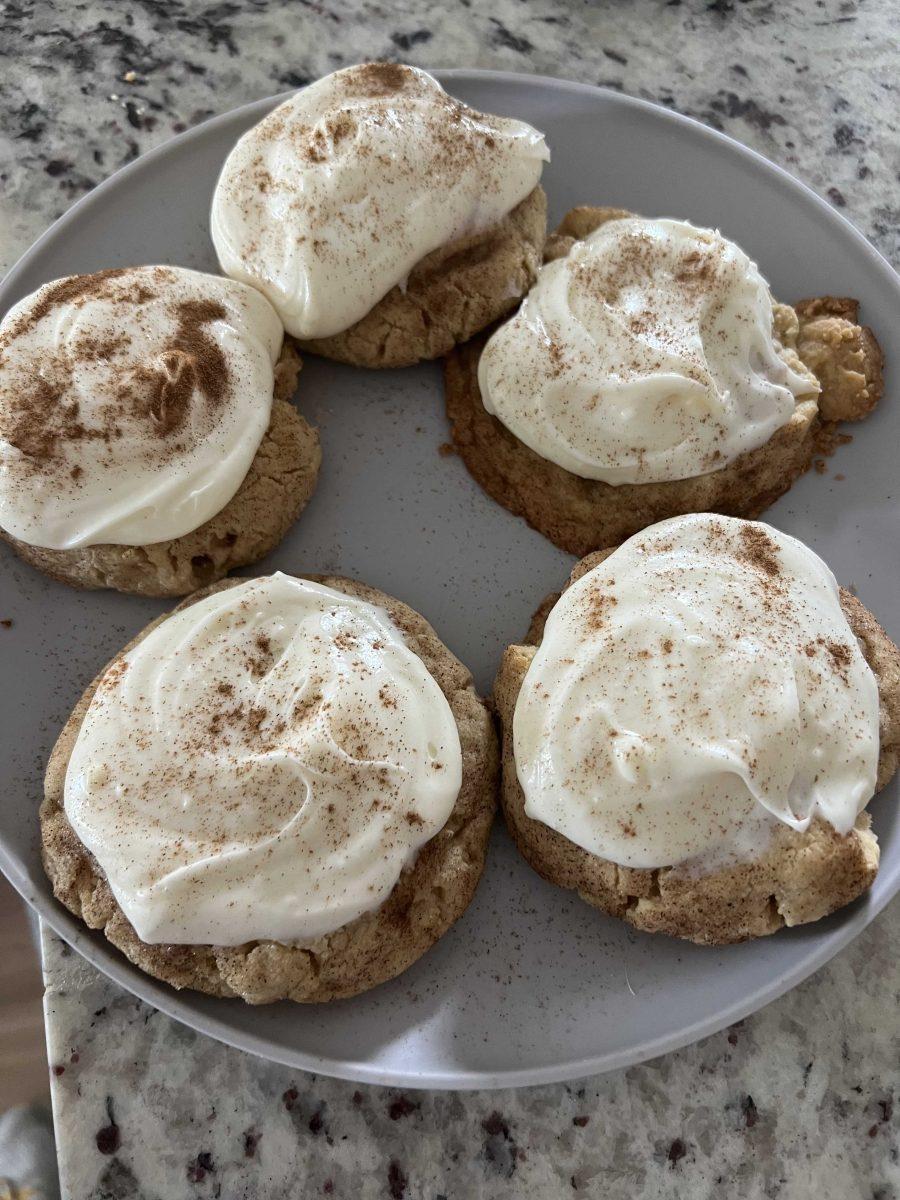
[494,549,900,945]
[445,206,885,557]
[2,344,321,596]
[296,186,547,368]
[41,575,498,1003]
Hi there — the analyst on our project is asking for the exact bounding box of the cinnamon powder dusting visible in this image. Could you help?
[0,269,232,474]
[351,62,409,95]
[240,62,516,286]
[122,299,229,438]
[2,375,88,462]
[6,268,133,340]
[736,524,780,578]
[585,589,617,631]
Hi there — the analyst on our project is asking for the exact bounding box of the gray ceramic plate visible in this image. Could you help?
[1,71,898,1090]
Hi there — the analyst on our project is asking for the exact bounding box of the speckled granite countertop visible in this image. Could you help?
[41,919,899,1200]
[2,0,897,1196]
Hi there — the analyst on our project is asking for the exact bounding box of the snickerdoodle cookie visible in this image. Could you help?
[212,63,549,368]
[42,572,497,1002]
[0,266,320,596]
[446,207,884,556]
[494,513,900,945]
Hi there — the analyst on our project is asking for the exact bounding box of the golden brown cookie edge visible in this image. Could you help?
[3,345,321,596]
[296,186,547,368]
[492,552,900,946]
[41,574,498,1002]
[444,205,885,557]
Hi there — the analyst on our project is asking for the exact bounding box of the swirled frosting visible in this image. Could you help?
[513,514,879,869]
[0,266,283,549]
[64,574,463,945]
[211,63,548,338]
[479,217,816,485]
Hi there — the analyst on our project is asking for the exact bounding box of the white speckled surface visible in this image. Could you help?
[42,919,899,1199]
[1,0,897,1195]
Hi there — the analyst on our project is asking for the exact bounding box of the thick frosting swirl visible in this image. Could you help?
[513,514,879,869]
[64,574,463,946]
[0,266,283,549]
[210,63,548,339]
[479,217,816,485]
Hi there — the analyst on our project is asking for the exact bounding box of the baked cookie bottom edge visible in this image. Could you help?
[492,551,900,946]
[3,344,321,597]
[40,573,499,1003]
[296,185,547,369]
[444,204,885,558]
[446,335,822,558]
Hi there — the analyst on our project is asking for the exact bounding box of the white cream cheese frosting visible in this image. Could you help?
[513,514,879,870]
[210,62,549,339]
[0,266,284,550]
[64,573,463,946]
[479,217,816,485]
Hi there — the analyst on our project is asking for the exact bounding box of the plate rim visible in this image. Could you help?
[3,67,899,1090]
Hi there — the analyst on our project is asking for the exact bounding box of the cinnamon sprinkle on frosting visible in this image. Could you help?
[210,63,548,339]
[514,513,880,871]
[0,265,284,550]
[62,574,463,946]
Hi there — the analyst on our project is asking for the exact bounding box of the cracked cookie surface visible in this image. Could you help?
[494,548,900,945]
[3,345,321,596]
[41,574,498,1002]
[446,206,885,557]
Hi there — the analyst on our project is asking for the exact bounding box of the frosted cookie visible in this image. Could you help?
[0,266,320,595]
[446,207,884,555]
[494,514,900,944]
[42,572,498,1002]
[212,63,549,368]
